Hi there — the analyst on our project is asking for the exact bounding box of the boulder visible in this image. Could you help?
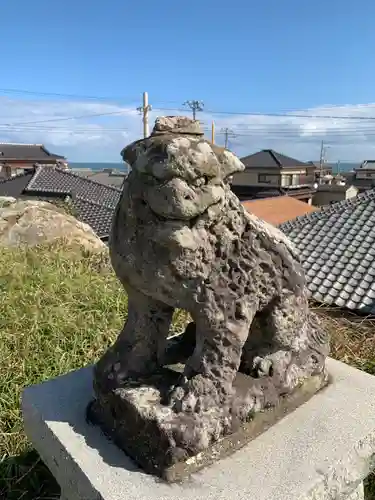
[0,198,105,251]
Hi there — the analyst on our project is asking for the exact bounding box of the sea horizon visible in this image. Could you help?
[69,161,360,174]
[69,162,126,171]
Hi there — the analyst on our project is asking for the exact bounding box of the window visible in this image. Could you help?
[258,174,270,183]
[281,174,292,187]
[258,174,278,184]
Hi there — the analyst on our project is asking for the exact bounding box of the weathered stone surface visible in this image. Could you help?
[0,198,105,251]
[92,116,329,478]
[89,360,327,481]
[152,116,204,136]
[0,195,16,208]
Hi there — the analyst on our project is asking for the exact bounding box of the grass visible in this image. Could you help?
[0,242,375,499]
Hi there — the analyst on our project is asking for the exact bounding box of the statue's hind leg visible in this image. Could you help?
[241,292,329,393]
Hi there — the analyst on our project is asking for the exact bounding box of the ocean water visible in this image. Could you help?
[69,162,128,172]
[330,162,358,174]
[69,161,358,174]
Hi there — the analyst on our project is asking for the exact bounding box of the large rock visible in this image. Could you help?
[0,198,105,251]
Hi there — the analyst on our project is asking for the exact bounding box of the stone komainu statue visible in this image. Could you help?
[91,116,329,477]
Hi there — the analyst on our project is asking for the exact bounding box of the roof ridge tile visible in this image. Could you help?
[57,168,122,193]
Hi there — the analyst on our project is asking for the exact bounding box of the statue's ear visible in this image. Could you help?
[212,146,245,180]
[121,139,144,166]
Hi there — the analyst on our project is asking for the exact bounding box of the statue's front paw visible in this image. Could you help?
[96,355,154,391]
[252,356,274,378]
[167,374,219,414]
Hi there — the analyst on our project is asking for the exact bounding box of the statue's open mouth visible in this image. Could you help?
[143,196,224,228]
[137,174,226,222]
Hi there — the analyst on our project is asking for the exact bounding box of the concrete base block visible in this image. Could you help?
[22,358,375,500]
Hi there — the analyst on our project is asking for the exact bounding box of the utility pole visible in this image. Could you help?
[318,140,330,184]
[319,140,324,183]
[221,127,235,149]
[137,91,152,138]
[183,100,204,121]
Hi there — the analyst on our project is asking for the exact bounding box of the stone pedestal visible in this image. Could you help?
[22,358,375,500]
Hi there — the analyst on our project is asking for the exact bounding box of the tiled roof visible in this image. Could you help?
[240,149,309,169]
[0,171,35,197]
[231,185,285,200]
[0,167,121,240]
[280,189,375,314]
[243,196,318,226]
[316,184,353,192]
[85,170,126,188]
[0,143,65,160]
[25,167,121,207]
[358,160,375,170]
[71,196,115,239]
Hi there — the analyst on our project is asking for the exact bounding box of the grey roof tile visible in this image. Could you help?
[240,149,310,169]
[20,167,122,239]
[71,196,115,239]
[361,296,374,306]
[346,299,358,309]
[0,171,35,197]
[25,167,121,207]
[0,143,65,160]
[280,188,375,314]
[314,291,324,302]
[335,296,346,307]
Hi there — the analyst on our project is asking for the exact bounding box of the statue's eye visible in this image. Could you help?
[151,154,166,164]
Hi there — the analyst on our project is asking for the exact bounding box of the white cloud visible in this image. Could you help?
[1,96,375,163]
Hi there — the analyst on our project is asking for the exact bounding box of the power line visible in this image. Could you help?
[3,87,375,121]
[0,87,142,103]
[153,106,375,121]
[0,110,130,128]
[5,124,375,137]
[0,87,184,107]
[2,106,375,130]
[3,87,375,119]
[3,116,375,134]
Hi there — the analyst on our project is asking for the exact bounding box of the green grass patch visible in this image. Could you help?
[0,242,128,499]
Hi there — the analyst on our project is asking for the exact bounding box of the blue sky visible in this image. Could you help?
[1,0,375,162]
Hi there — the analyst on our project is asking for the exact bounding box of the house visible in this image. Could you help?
[0,143,66,179]
[280,189,375,314]
[0,167,121,241]
[349,160,375,192]
[312,184,358,207]
[242,196,318,226]
[232,149,316,204]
